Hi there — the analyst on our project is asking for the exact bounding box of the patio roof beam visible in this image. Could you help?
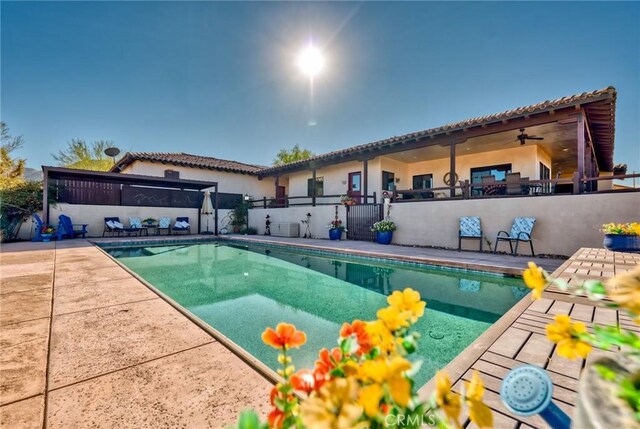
[449,141,456,198]
[257,108,579,178]
[577,112,586,193]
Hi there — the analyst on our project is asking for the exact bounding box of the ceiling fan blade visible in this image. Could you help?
[528,136,544,140]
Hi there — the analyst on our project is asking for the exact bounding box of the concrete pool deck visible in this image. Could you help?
[1,236,635,428]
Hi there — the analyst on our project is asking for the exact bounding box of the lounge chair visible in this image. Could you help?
[57,215,88,239]
[172,216,191,235]
[157,217,171,235]
[458,216,483,251]
[103,217,141,237]
[494,217,536,256]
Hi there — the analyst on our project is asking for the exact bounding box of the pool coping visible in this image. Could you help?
[91,235,532,394]
[92,242,286,387]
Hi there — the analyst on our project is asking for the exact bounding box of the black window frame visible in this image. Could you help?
[307,176,324,197]
[539,162,551,193]
[382,171,395,191]
[412,174,433,190]
[470,163,512,195]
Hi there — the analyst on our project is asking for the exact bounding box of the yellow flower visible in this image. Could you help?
[546,315,592,359]
[300,377,367,429]
[366,320,398,355]
[387,288,426,323]
[358,356,412,408]
[608,266,640,319]
[359,383,383,417]
[377,306,411,331]
[434,371,461,428]
[631,223,640,236]
[523,262,547,300]
[464,371,493,429]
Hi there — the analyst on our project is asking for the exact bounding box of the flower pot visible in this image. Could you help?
[41,233,53,242]
[376,231,393,245]
[145,220,154,226]
[603,234,640,252]
[329,229,342,240]
[383,197,391,205]
[574,356,639,429]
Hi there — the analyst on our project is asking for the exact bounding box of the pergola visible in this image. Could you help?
[42,166,218,234]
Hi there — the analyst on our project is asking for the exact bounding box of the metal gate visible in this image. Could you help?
[346,204,383,241]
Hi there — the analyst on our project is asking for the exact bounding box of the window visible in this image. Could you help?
[382,171,395,191]
[307,177,324,196]
[470,163,512,195]
[412,174,433,189]
[540,162,550,193]
[164,169,179,179]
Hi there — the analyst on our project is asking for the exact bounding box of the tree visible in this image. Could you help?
[1,121,26,189]
[272,144,314,166]
[52,139,114,171]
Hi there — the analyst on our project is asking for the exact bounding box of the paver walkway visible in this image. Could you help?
[0,239,270,429]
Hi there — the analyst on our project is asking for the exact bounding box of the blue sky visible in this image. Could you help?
[2,1,639,172]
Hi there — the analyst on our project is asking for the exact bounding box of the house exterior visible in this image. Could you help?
[111,152,276,198]
[256,87,619,205]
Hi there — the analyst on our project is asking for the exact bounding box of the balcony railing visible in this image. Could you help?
[249,193,378,208]
[250,173,639,208]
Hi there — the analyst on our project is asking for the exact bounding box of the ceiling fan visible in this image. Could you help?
[516,128,544,145]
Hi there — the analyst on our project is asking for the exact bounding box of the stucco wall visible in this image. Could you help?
[389,193,639,256]
[121,161,275,198]
[275,144,553,202]
[248,205,348,239]
[250,193,639,256]
[47,203,230,237]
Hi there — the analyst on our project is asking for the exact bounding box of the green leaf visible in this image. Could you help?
[236,410,261,429]
[594,363,618,381]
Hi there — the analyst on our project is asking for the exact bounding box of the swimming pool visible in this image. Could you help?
[105,241,527,386]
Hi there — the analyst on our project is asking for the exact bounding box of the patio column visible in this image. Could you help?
[274,175,279,206]
[577,112,586,194]
[42,168,49,224]
[363,159,368,203]
[214,184,219,235]
[311,167,317,207]
[449,141,456,198]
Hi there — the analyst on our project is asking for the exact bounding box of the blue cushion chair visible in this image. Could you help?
[458,216,483,251]
[157,217,171,235]
[494,217,536,256]
[103,217,141,237]
[57,215,88,240]
[172,217,191,235]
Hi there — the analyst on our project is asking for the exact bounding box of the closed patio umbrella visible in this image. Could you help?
[201,190,214,234]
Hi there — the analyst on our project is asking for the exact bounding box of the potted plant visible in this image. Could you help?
[328,219,347,240]
[371,219,396,244]
[340,195,355,206]
[523,263,640,428]
[601,223,640,252]
[382,190,392,204]
[41,225,55,242]
[142,217,157,226]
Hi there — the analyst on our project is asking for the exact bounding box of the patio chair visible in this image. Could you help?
[157,217,171,235]
[458,216,483,251]
[505,172,522,195]
[172,216,191,235]
[57,215,88,240]
[494,217,536,256]
[103,217,141,237]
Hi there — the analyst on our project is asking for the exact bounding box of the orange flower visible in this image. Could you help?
[340,320,373,355]
[268,386,286,428]
[262,323,307,350]
[291,369,316,394]
[315,347,343,376]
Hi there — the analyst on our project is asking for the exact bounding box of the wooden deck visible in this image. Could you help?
[420,248,639,428]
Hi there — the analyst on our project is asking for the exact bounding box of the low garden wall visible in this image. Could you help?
[250,193,639,256]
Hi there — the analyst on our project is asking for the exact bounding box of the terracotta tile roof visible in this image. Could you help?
[112,152,267,175]
[259,86,617,175]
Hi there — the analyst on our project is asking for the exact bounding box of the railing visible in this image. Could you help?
[391,173,640,203]
[250,193,378,208]
[249,174,639,208]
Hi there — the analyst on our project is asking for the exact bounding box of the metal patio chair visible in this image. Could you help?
[458,216,483,251]
[494,217,536,256]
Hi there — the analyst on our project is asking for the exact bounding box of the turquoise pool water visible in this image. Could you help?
[106,242,527,386]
